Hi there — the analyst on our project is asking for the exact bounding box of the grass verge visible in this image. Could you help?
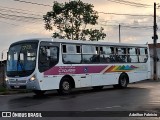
[0,86,9,94]
[0,85,31,95]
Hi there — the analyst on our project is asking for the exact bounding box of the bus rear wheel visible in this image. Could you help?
[113,73,129,89]
[57,78,72,95]
[118,73,129,88]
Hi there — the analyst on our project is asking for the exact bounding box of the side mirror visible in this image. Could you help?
[7,52,8,60]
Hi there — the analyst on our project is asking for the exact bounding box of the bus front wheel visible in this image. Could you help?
[57,78,72,95]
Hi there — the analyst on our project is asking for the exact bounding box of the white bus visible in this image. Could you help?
[6,38,151,95]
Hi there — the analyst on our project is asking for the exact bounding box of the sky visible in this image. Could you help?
[0,0,160,60]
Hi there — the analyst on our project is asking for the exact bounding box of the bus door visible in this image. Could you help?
[38,41,59,89]
[79,69,91,87]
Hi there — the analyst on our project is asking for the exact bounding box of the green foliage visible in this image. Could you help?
[0,86,7,92]
[43,0,106,41]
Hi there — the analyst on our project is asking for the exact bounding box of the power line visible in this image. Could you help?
[0,8,42,18]
[13,0,52,7]
[107,0,152,8]
[11,0,154,17]
[0,12,42,21]
[0,12,43,25]
[100,24,153,29]
[0,1,155,31]
[122,25,153,29]
[116,0,151,7]
[99,20,153,27]
[98,12,153,17]
[0,15,39,23]
[0,5,45,15]
[0,5,44,24]
[12,0,152,9]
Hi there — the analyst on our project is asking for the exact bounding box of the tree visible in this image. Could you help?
[43,0,106,41]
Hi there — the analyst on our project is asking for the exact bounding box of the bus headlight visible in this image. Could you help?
[30,75,36,81]
[5,77,9,81]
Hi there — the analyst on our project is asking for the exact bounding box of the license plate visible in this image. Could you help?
[14,86,20,88]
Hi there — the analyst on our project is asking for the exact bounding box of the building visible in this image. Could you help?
[149,43,160,79]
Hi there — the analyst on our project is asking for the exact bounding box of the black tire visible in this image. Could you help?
[57,78,72,95]
[33,90,46,96]
[118,73,129,88]
[92,86,103,91]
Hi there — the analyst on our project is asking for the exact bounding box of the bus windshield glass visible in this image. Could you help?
[6,42,38,77]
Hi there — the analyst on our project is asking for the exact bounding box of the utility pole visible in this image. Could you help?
[119,24,121,43]
[152,2,158,80]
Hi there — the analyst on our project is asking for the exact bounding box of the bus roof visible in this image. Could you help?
[12,38,148,47]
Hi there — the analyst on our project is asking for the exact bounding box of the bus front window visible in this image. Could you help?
[7,43,38,77]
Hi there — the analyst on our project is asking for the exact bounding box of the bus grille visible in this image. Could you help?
[9,80,27,84]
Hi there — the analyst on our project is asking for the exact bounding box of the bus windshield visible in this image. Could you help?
[6,42,38,77]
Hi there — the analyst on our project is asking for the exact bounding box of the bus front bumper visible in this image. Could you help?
[6,79,40,90]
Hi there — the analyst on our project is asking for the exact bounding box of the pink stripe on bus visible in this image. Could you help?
[44,66,107,75]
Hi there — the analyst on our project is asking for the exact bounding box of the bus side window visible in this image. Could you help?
[82,45,99,63]
[49,47,58,65]
[115,47,122,63]
[139,48,148,63]
[110,47,115,62]
[121,48,127,62]
[128,48,138,63]
[100,46,111,63]
[39,46,48,63]
[62,45,67,53]
[115,47,127,63]
[62,44,81,64]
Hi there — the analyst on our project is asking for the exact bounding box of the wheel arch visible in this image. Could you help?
[60,75,75,89]
[119,72,129,84]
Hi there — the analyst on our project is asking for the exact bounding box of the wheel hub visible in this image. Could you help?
[62,81,70,90]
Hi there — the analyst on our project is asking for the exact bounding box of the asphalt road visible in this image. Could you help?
[0,79,160,120]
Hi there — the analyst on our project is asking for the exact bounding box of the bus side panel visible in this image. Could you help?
[129,72,148,83]
[79,75,92,87]
[72,75,83,88]
[91,73,118,86]
[36,74,61,90]
[128,72,138,83]
[73,74,91,88]
[40,76,61,90]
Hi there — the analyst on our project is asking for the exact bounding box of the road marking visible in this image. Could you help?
[105,105,121,109]
[86,105,121,111]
